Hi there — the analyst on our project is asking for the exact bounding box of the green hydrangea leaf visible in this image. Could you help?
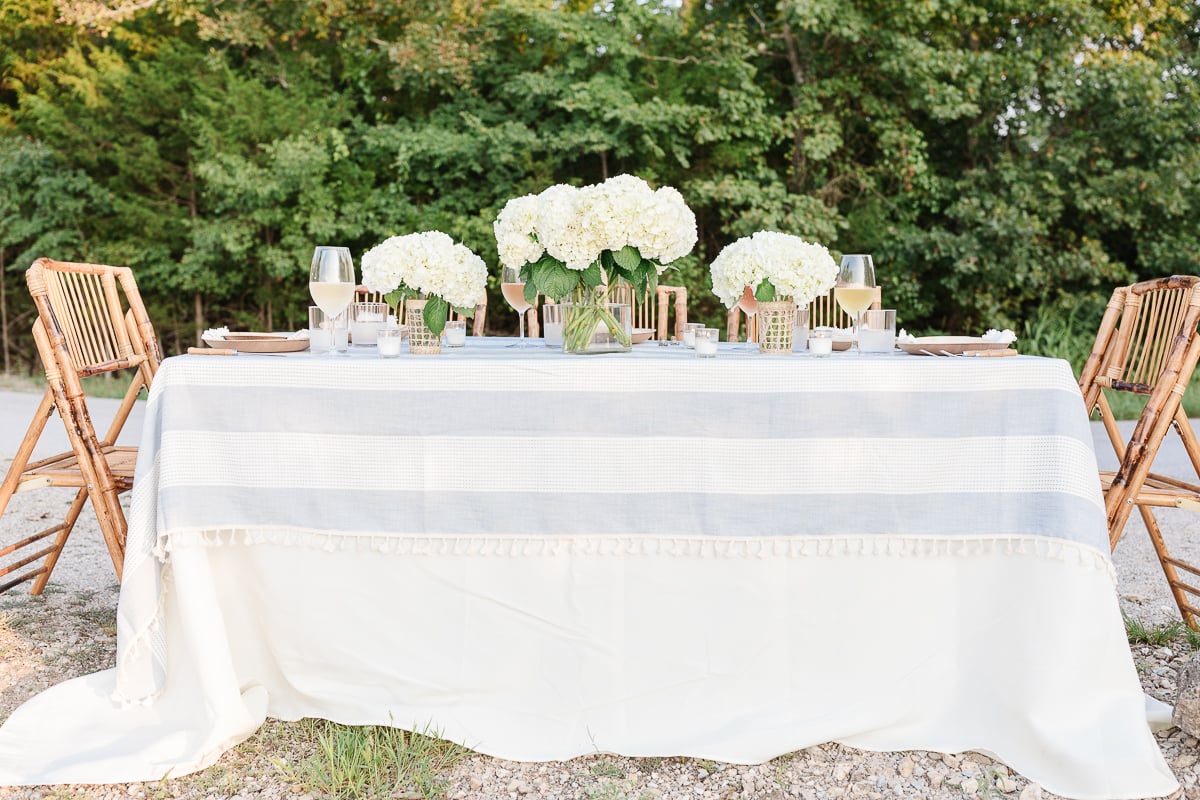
[423,295,449,336]
[613,245,642,271]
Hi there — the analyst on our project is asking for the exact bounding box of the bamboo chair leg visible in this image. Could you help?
[1137,501,1200,629]
[1173,407,1200,477]
[0,389,56,521]
[29,488,90,595]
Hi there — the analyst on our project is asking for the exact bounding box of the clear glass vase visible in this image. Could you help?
[561,286,633,355]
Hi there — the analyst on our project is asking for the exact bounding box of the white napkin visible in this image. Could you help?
[982,328,1017,344]
[895,328,1016,344]
[201,326,229,341]
[287,330,309,340]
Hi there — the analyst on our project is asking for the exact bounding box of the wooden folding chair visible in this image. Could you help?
[607,283,689,341]
[1078,275,1200,627]
[0,258,161,593]
[357,285,488,336]
[726,285,881,342]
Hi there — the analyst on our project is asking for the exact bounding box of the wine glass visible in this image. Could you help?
[835,254,876,353]
[309,246,356,356]
[734,285,758,351]
[501,264,533,348]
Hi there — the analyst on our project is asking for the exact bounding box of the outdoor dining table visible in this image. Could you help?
[0,337,1180,799]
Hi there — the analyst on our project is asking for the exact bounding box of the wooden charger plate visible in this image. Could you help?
[631,328,655,344]
[203,332,310,353]
[898,336,1010,356]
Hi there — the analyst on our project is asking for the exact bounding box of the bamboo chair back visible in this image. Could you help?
[727,286,881,343]
[355,286,487,336]
[1078,275,1200,628]
[0,258,161,594]
[607,283,689,341]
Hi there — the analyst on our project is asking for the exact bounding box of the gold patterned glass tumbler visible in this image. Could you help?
[405,299,443,355]
[757,298,797,355]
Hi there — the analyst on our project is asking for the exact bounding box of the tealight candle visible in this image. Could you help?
[445,320,467,348]
[695,327,719,357]
[809,334,833,357]
[377,328,403,358]
[682,322,705,348]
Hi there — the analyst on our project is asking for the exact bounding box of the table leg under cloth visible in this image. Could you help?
[0,530,1179,799]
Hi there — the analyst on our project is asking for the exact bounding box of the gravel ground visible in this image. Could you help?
[0,390,1196,800]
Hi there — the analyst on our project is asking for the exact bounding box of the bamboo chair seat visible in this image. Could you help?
[0,258,161,594]
[1079,275,1200,628]
[11,446,139,491]
[727,286,881,343]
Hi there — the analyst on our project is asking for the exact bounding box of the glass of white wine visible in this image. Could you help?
[309,246,356,356]
[835,254,876,354]
[734,285,759,351]
[501,264,533,348]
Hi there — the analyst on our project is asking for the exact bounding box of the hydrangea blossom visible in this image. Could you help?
[493,174,697,273]
[709,231,838,308]
[361,231,488,310]
[493,194,543,269]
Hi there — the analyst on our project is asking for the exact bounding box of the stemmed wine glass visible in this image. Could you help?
[501,264,533,348]
[309,246,356,356]
[734,285,759,351]
[834,254,876,354]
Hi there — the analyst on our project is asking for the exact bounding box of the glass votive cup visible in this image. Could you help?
[445,319,467,348]
[808,330,833,357]
[792,307,809,353]
[349,301,388,346]
[682,322,705,348]
[858,309,897,353]
[377,327,403,358]
[308,306,348,354]
[542,303,566,348]
[695,327,719,357]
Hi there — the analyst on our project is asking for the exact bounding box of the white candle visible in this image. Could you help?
[308,327,331,353]
[377,330,402,357]
[445,321,466,348]
[350,313,384,345]
[809,336,833,356]
[332,325,349,352]
[683,328,697,347]
[695,328,719,357]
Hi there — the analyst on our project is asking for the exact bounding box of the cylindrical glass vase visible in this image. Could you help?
[562,296,633,355]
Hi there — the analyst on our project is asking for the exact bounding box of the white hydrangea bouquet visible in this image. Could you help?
[494,174,697,350]
[709,231,838,308]
[710,231,839,353]
[361,231,488,336]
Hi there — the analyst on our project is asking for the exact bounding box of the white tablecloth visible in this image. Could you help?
[0,340,1180,799]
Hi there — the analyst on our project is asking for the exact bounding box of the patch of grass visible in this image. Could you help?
[696,758,720,774]
[0,370,141,400]
[1183,626,1200,651]
[632,756,663,773]
[589,758,624,778]
[274,719,467,800]
[1125,615,1187,647]
[0,373,42,393]
[585,783,643,800]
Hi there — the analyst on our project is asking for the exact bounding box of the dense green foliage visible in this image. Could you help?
[1,0,1197,365]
